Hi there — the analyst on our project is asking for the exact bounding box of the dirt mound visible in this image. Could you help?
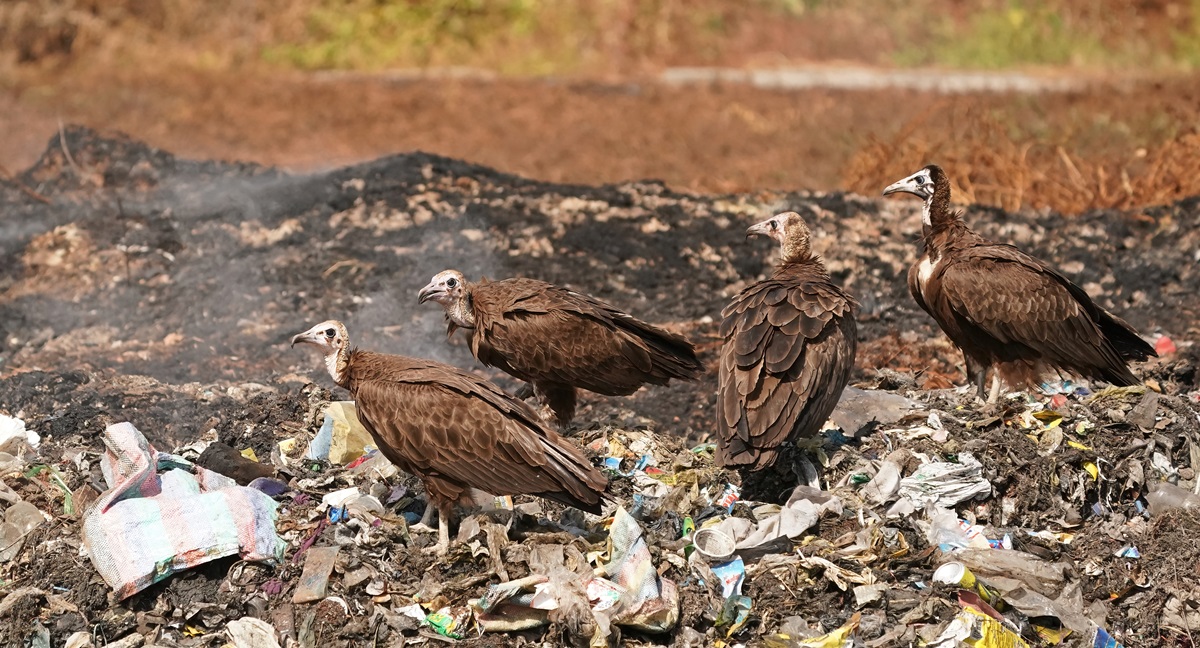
[0,127,1198,647]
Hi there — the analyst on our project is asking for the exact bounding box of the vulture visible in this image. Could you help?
[291,320,608,555]
[716,211,857,472]
[882,164,1156,403]
[417,270,704,426]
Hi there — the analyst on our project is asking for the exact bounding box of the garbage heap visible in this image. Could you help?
[1,372,1199,648]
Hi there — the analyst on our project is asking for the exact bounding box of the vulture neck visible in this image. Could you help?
[324,345,352,389]
[777,252,824,275]
[922,181,958,236]
[779,235,813,266]
[447,293,477,330]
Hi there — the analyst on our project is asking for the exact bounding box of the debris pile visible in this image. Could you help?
[0,373,1197,647]
[0,128,1198,646]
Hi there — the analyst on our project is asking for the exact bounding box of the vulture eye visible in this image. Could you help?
[324,328,336,337]
[446,277,458,288]
[769,221,778,230]
[914,176,926,186]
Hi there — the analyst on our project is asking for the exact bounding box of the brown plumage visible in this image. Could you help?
[883,164,1157,403]
[418,271,704,426]
[716,212,858,472]
[291,320,608,555]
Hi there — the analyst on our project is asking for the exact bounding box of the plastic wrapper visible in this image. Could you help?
[896,452,992,510]
[82,422,285,599]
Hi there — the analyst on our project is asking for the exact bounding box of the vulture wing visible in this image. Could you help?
[471,279,702,396]
[349,352,607,513]
[716,268,857,470]
[935,244,1147,385]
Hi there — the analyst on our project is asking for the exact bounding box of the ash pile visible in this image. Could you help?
[0,127,1198,648]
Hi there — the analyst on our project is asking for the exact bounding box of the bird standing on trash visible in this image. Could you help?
[882,164,1156,404]
[417,270,704,427]
[291,320,608,555]
[716,211,857,472]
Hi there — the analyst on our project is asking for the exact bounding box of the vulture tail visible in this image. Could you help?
[1097,309,1157,362]
[536,438,609,515]
[616,316,705,381]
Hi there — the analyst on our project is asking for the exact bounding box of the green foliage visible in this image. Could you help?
[897,1,1107,68]
[1170,0,1200,68]
[261,0,582,73]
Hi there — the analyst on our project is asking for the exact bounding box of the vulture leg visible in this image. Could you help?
[422,504,454,556]
[986,373,1003,405]
[966,356,988,401]
[536,383,577,428]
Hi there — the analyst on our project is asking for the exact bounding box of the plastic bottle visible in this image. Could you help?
[1145,480,1200,516]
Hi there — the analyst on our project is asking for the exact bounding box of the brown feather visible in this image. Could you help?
[716,255,858,471]
[346,350,607,514]
[902,165,1156,394]
[444,276,704,425]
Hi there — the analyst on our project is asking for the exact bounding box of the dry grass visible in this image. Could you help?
[843,103,1200,214]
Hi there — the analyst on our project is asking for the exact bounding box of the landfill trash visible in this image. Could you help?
[64,632,92,648]
[928,605,1029,648]
[861,449,909,505]
[196,441,275,485]
[710,556,746,599]
[1155,335,1177,355]
[1088,625,1126,648]
[1113,545,1140,559]
[829,387,923,437]
[1145,479,1200,515]
[927,511,994,551]
[949,548,1070,595]
[692,527,735,561]
[248,476,290,497]
[81,422,286,598]
[594,506,680,633]
[307,401,374,464]
[893,452,992,513]
[471,574,558,632]
[426,605,476,639]
[716,485,842,560]
[932,562,1007,611]
[762,612,861,647]
[0,413,38,453]
[467,508,678,641]
[226,617,283,648]
[293,546,340,603]
[0,500,47,562]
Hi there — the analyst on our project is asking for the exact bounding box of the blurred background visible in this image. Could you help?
[2,0,1200,213]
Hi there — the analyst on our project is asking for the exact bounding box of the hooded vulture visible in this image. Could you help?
[883,164,1156,403]
[716,211,858,472]
[291,320,608,555]
[417,271,704,427]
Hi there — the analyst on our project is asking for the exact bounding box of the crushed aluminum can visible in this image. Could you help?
[933,561,1008,611]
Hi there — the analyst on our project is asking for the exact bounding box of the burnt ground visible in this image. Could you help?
[0,127,1199,647]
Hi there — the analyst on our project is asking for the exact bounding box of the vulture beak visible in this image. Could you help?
[290,328,319,348]
[881,178,914,196]
[745,220,772,239]
[417,282,442,305]
[883,175,926,198]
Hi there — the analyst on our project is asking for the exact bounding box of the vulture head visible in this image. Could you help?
[418,269,475,331]
[882,164,954,229]
[747,211,813,264]
[291,319,351,385]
